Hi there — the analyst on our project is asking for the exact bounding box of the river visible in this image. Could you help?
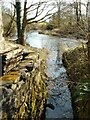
[26,31,82,119]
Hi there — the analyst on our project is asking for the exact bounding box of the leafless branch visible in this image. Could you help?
[26,1,55,23]
[4,9,16,37]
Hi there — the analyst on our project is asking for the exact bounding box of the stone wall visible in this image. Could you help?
[0,41,48,120]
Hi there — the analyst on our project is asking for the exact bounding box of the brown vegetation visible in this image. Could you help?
[62,45,90,119]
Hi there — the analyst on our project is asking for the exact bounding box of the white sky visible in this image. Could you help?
[2,0,88,2]
[2,0,88,5]
[1,0,88,18]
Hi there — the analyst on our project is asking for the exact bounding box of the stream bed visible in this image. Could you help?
[26,31,82,119]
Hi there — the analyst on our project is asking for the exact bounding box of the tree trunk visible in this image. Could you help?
[79,0,82,21]
[15,1,23,45]
[74,1,80,39]
[57,5,60,28]
[15,0,27,45]
[20,29,25,45]
[75,2,79,23]
[20,0,27,46]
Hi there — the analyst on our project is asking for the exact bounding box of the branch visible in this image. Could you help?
[10,2,16,8]
[26,2,48,22]
[27,2,47,16]
[4,9,16,37]
[26,1,47,10]
[27,13,53,24]
[27,1,55,23]
[22,0,27,26]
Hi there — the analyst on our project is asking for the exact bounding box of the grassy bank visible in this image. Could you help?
[62,44,90,119]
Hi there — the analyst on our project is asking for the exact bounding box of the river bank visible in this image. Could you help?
[62,44,90,119]
[0,40,48,120]
[38,28,85,39]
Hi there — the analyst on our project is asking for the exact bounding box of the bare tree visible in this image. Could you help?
[15,0,22,44]
[74,0,80,25]
[4,9,15,37]
[54,0,67,28]
[55,0,61,27]
[15,0,55,45]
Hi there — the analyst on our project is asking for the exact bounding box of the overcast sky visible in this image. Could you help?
[2,0,88,16]
[2,0,88,4]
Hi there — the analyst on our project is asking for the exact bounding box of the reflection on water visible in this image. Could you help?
[27,31,81,119]
[26,31,49,48]
[56,43,61,65]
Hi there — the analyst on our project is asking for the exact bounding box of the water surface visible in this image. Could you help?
[27,31,81,119]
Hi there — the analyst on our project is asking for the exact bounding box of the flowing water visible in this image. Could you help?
[26,31,81,119]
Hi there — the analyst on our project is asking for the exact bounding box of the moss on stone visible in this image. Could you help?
[0,71,20,82]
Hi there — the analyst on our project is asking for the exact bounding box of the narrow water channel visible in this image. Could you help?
[26,31,81,119]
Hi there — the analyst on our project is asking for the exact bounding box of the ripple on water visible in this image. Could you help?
[27,31,74,119]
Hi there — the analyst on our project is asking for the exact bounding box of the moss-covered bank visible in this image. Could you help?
[62,44,90,119]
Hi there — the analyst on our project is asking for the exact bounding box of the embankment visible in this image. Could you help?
[62,44,90,119]
[0,40,48,120]
[38,28,85,39]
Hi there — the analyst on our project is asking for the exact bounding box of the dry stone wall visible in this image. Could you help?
[0,41,48,120]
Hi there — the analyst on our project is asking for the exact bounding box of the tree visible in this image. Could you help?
[3,9,16,37]
[15,1,22,44]
[1,2,16,37]
[74,0,80,37]
[15,0,55,45]
[55,0,61,27]
[54,0,67,28]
